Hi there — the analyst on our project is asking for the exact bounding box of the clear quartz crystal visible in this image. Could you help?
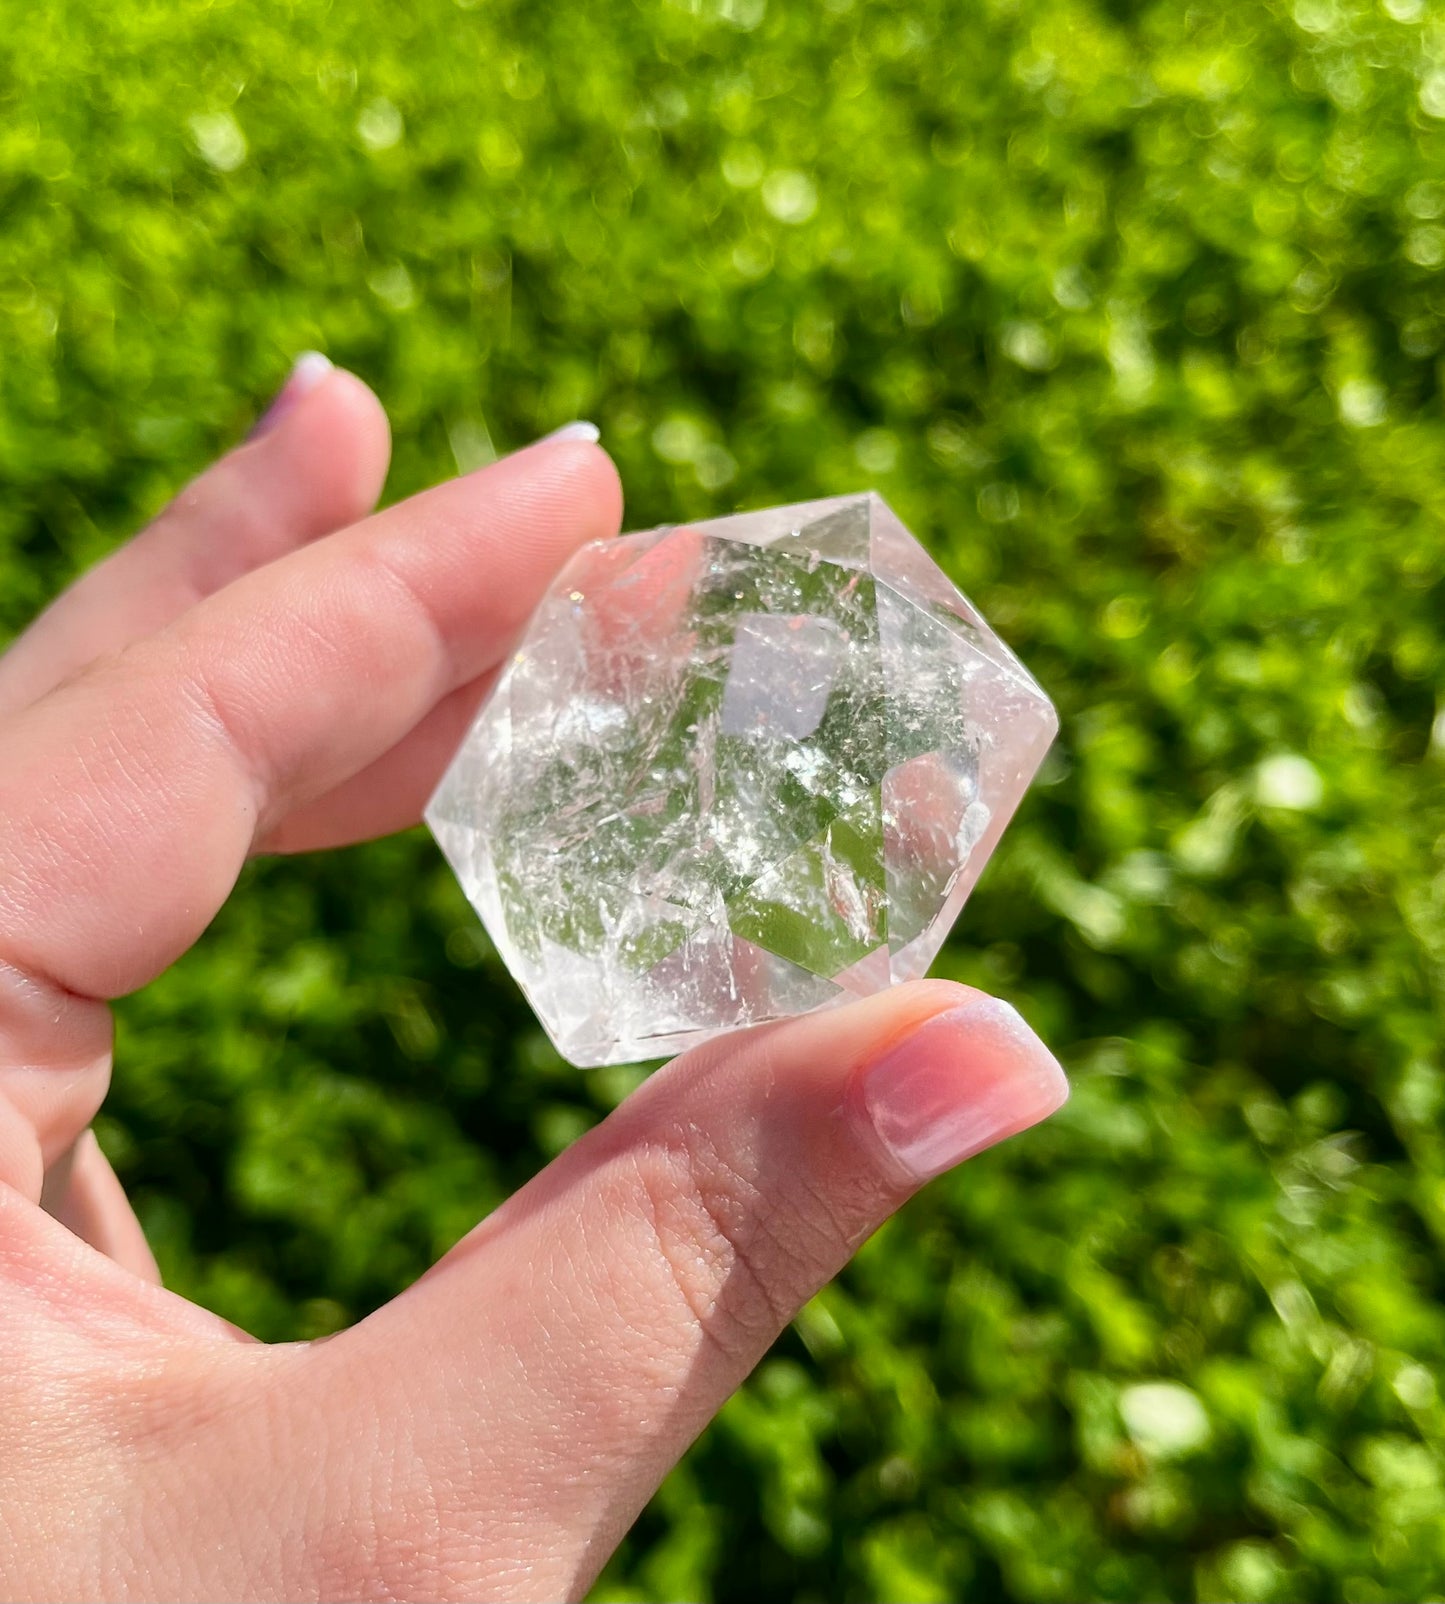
[426,493,1057,1067]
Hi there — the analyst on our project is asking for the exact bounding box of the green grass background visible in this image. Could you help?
[3,0,1445,1598]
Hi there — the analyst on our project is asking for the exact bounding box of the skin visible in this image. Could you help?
[0,363,1068,1603]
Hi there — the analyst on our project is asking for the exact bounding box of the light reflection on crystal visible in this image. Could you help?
[427,492,1057,1067]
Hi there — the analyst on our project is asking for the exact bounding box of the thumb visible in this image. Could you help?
[304,980,1068,1603]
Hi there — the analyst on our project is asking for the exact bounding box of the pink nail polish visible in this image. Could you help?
[855,998,1069,1184]
[250,351,334,439]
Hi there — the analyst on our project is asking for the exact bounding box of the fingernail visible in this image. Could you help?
[250,351,334,439]
[856,998,1069,1184]
[537,419,600,445]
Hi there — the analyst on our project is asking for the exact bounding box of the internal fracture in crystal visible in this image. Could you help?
[426,493,1058,1067]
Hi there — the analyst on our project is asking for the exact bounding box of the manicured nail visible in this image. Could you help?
[857,998,1068,1184]
[538,419,600,444]
[250,351,334,439]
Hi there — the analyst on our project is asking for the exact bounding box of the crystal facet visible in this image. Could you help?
[426,492,1058,1067]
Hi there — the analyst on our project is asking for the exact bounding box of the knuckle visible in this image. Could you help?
[623,1121,855,1365]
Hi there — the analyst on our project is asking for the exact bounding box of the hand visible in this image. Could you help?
[0,359,1068,1603]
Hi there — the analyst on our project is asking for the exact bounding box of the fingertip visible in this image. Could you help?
[640,979,984,1152]
[526,436,625,544]
[850,989,1068,1187]
[255,363,393,531]
[583,439,625,538]
[248,351,333,440]
[321,367,393,510]
[327,366,393,462]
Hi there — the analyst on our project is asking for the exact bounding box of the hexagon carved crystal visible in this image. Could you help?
[426,493,1057,1067]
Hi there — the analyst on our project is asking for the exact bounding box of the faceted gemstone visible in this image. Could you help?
[426,492,1057,1067]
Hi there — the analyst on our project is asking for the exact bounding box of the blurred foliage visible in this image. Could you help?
[2,0,1445,1598]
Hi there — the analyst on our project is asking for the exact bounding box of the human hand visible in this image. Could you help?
[0,358,1068,1603]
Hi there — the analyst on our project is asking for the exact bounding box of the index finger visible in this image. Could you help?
[0,439,621,1014]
